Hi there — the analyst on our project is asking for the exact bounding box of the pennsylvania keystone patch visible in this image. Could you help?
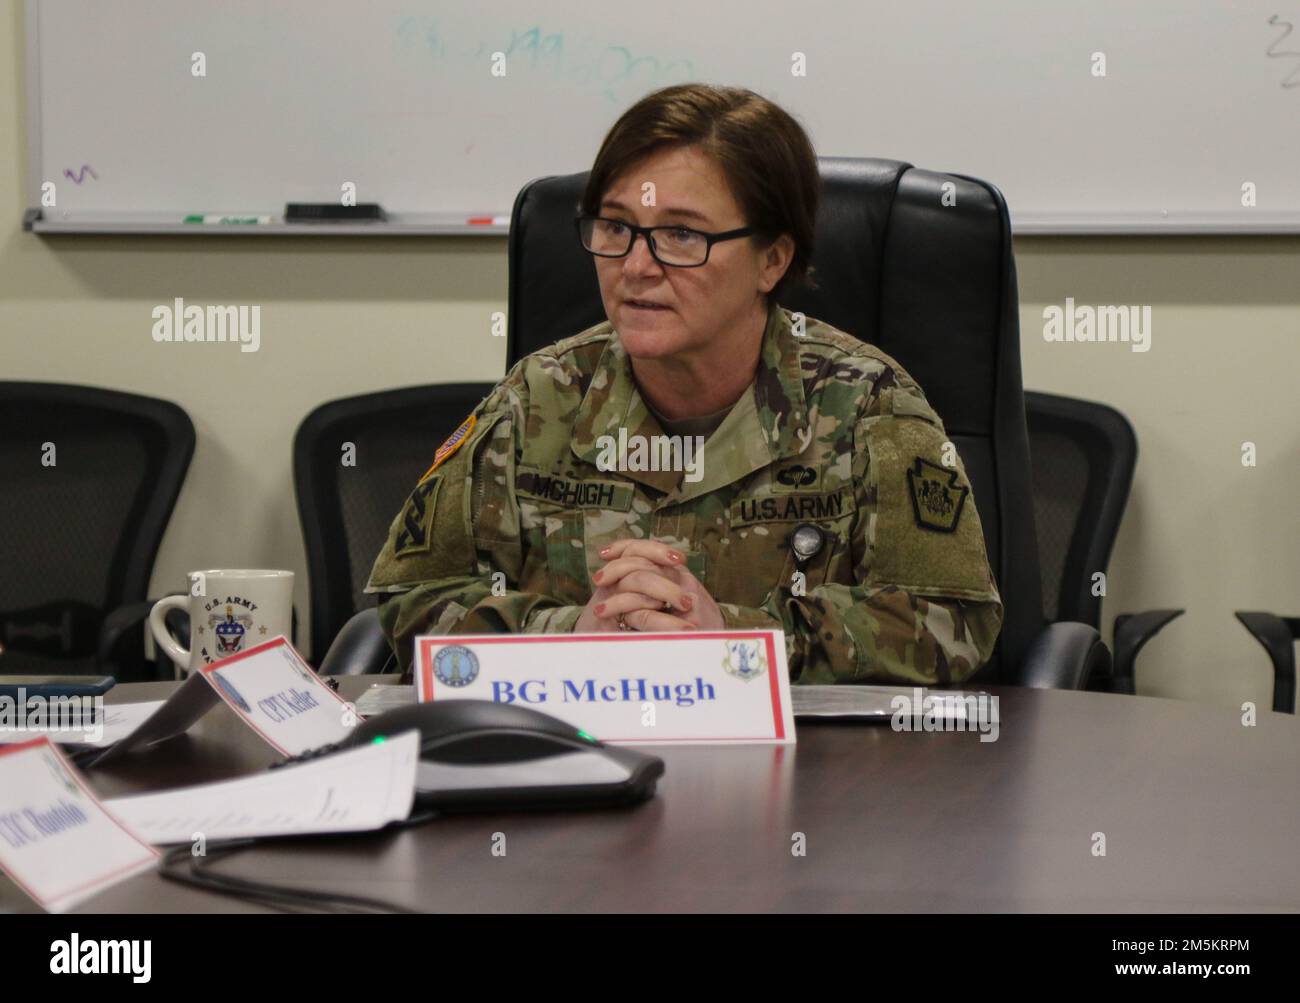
[906,458,968,533]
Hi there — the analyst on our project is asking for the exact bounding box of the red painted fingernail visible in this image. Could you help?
[669,551,683,562]
[599,547,611,557]
[595,603,605,616]
[592,570,603,583]
[682,595,694,609]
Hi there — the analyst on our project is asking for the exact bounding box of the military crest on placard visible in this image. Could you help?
[433,645,479,687]
[282,647,319,687]
[906,458,968,533]
[209,668,252,713]
[722,639,767,682]
[41,745,82,798]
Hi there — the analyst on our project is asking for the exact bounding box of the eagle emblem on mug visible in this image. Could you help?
[211,604,252,654]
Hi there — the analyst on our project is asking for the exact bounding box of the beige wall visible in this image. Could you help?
[3,5,1296,702]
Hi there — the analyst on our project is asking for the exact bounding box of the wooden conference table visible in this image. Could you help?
[3,676,1298,913]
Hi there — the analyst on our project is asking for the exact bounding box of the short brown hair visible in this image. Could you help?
[581,84,820,304]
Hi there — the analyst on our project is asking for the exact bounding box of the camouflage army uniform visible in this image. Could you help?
[365,303,1003,685]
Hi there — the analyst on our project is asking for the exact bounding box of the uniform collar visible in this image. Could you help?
[570,302,812,502]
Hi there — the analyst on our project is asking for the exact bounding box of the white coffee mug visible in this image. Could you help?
[149,569,294,675]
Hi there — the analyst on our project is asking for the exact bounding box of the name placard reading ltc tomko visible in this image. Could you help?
[414,632,795,745]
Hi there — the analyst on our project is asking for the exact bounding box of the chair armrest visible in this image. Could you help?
[97,596,191,680]
[1110,609,1184,695]
[318,608,396,677]
[1017,621,1110,691]
[1234,611,1298,713]
[96,600,157,668]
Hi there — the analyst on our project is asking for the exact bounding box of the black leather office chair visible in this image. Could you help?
[500,157,1105,688]
[1234,612,1297,713]
[1025,391,1183,693]
[0,381,194,682]
[295,383,494,665]
[323,158,1110,687]
[319,606,392,676]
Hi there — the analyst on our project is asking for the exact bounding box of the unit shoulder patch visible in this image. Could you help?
[393,475,443,557]
[906,457,968,533]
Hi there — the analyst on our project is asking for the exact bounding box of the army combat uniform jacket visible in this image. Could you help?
[365,304,1004,685]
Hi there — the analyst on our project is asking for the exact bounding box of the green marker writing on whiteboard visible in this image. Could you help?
[183,214,272,224]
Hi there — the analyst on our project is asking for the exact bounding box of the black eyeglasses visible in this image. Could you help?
[575,214,756,268]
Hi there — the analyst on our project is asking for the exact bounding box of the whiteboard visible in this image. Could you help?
[25,0,1300,233]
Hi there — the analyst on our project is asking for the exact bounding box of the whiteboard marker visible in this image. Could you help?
[184,214,273,224]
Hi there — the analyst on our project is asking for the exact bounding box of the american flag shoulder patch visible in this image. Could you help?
[418,414,477,483]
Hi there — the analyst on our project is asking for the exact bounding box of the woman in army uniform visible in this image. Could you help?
[366,84,1003,685]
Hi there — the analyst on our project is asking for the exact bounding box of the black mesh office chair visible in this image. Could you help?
[1025,391,1183,693]
[1234,612,1297,713]
[295,383,494,667]
[323,157,1111,687]
[0,382,194,682]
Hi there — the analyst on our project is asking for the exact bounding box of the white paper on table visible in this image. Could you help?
[104,729,419,844]
[0,738,158,913]
[0,701,167,748]
[792,685,983,720]
[355,684,414,718]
